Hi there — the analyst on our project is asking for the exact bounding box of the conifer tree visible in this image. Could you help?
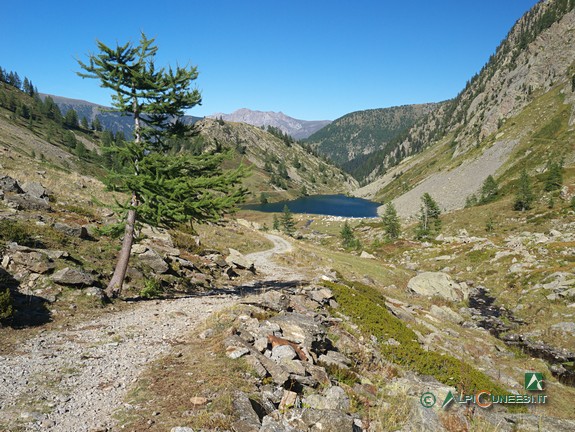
[479,175,498,204]
[340,221,358,249]
[272,214,280,231]
[514,168,534,211]
[281,205,296,236]
[416,193,441,239]
[544,159,563,192]
[382,202,401,241]
[78,33,246,297]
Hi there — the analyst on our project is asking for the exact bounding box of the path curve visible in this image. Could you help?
[246,233,307,282]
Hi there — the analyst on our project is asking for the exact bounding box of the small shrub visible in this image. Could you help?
[139,278,163,299]
[0,219,39,247]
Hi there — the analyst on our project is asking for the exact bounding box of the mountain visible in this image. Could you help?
[43,94,202,137]
[193,118,357,202]
[207,108,331,140]
[304,103,441,180]
[356,0,575,217]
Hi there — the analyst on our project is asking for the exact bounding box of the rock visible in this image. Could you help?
[241,290,290,312]
[199,328,214,339]
[10,251,55,274]
[298,408,353,431]
[550,322,575,336]
[226,248,256,273]
[429,305,464,324]
[4,193,50,211]
[138,248,169,274]
[306,364,331,386]
[269,313,324,349]
[407,272,465,301]
[360,251,376,259]
[52,267,95,286]
[245,355,268,378]
[171,428,195,432]
[21,181,50,199]
[131,244,148,254]
[226,346,250,359]
[84,287,105,300]
[270,344,297,362]
[231,391,261,432]
[318,350,352,369]
[279,390,298,410]
[308,288,334,304]
[254,337,269,352]
[0,175,23,193]
[190,396,209,407]
[53,222,89,239]
[303,386,350,411]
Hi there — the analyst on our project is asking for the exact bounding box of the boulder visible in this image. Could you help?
[241,290,289,312]
[137,249,169,274]
[318,350,352,369]
[52,267,95,286]
[10,251,55,274]
[407,272,466,301]
[53,222,89,239]
[4,194,50,211]
[226,248,256,273]
[0,175,23,193]
[231,391,261,432]
[360,251,376,259]
[20,182,50,200]
[303,386,350,411]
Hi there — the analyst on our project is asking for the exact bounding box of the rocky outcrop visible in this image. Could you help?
[0,175,51,211]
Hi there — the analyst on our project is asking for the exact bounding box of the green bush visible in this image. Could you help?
[324,280,507,394]
[140,278,163,299]
[0,219,38,247]
[0,271,13,321]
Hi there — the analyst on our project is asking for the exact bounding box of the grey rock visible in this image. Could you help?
[303,386,350,411]
[10,251,55,274]
[429,304,464,324]
[245,355,268,378]
[52,267,95,286]
[84,287,105,300]
[232,391,261,432]
[138,248,169,274]
[254,337,269,352]
[360,251,376,259]
[318,350,352,369]
[170,428,195,432]
[4,193,50,210]
[226,248,256,273]
[0,175,23,193]
[226,346,250,359]
[269,313,324,349]
[241,291,290,312]
[407,272,465,301]
[279,359,306,376]
[550,322,575,336]
[21,181,50,199]
[53,222,89,239]
[270,344,297,362]
[308,288,334,304]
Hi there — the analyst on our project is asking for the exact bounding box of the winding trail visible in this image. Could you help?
[0,233,299,432]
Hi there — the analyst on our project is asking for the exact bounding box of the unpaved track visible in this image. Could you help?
[0,234,298,432]
[0,295,234,431]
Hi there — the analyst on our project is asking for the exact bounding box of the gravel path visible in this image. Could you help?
[0,294,235,431]
[0,234,299,432]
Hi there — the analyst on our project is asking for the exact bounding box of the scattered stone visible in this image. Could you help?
[318,350,352,369]
[190,396,209,407]
[21,181,51,199]
[279,390,298,410]
[231,391,261,432]
[52,267,96,286]
[10,251,55,274]
[171,427,195,432]
[226,346,250,359]
[245,355,268,378]
[0,175,23,193]
[550,322,575,336]
[360,251,376,259]
[270,344,297,362]
[84,287,105,300]
[241,290,290,312]
[199,328,214,339]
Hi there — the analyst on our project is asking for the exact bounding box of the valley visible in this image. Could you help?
[1,0,575,431]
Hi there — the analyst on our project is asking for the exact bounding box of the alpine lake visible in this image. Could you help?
[243,194,381,217]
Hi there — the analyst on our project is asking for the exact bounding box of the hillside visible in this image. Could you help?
[357,0,575,218]
[207,108,330,140]
[305,103,440,181]
[45,94,202,137]
[194,118,357,203]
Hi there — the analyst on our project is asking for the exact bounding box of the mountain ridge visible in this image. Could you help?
[207,108,331,140]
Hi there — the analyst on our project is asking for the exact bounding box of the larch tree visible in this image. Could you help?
[78,33,246,297]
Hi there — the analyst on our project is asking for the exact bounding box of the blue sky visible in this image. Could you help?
[1,0,539,120]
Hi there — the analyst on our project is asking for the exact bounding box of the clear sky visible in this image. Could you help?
[0,0,539,121]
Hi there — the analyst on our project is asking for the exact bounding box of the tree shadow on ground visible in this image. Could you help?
[0,267,51,328]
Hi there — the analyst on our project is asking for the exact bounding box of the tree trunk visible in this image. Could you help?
[105,194,137,298]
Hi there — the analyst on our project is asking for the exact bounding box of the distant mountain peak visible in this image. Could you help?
[207,108,331,140]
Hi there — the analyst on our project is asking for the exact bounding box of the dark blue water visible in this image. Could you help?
[243,194,380,217]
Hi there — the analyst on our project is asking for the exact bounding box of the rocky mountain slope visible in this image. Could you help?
[194,118,357,202]
[357,0,575,218]
[305,103,440,181]
[207,108,331,140]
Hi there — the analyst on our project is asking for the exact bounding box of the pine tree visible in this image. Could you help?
[340,221,358,249]
[272,214,280,231]
[281,205,296,236]
[416,193,441,239]
[479,175,498,204]
[544,159,563,192]
[64,108,79,129]
[382,202,401,241]
[81,116,89,129]
[78,33,247,297]
[92,116,102,132]
[514,168,534,211]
